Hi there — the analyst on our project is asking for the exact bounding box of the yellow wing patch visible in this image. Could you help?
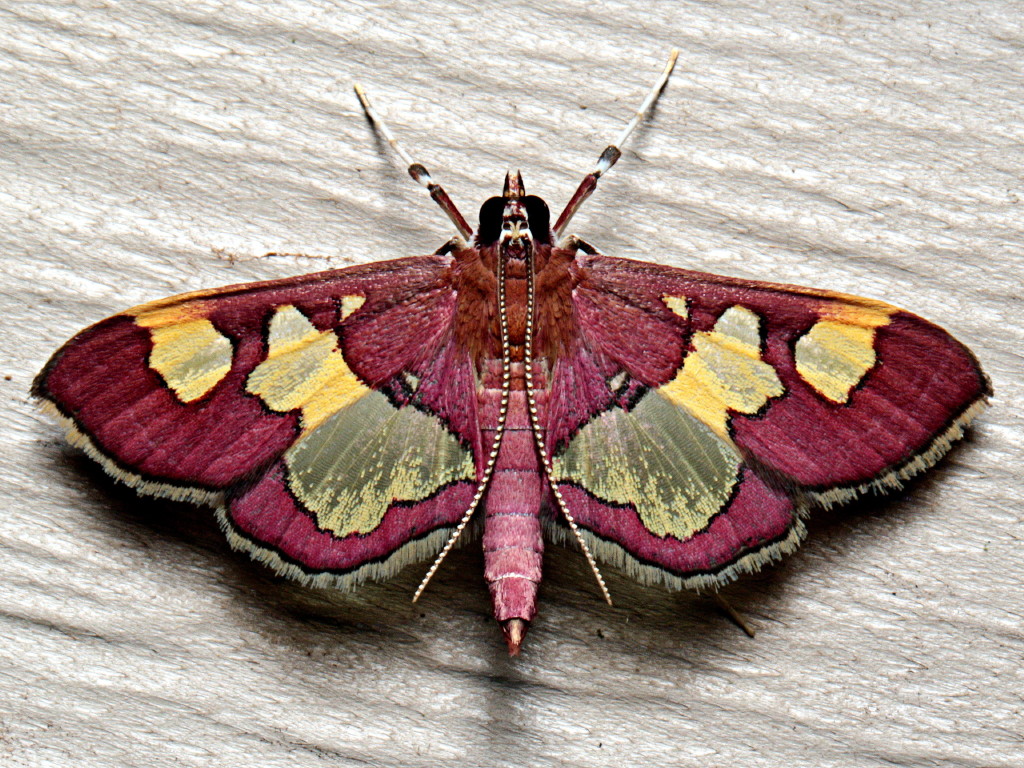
[818,299,894,328]
[795,305,891,403]
[660,306,783,439]
[246,303,369,432]
[663,294,689,319]
[340,295,365,320]
[133,300,212,329]
[142,318,233,403]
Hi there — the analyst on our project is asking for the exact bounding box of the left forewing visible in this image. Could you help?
[36,255,483,589]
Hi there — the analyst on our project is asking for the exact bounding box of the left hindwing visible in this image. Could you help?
[35,255,483,588]
[546,254,990,589]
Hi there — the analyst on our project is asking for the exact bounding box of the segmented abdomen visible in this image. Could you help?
[479,360,547,623]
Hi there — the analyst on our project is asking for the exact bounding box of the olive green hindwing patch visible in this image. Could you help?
[552,391,741,540]
[285,390,476,537]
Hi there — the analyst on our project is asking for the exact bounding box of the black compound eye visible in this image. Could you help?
[476,197,505,243]
[523,195,550,244]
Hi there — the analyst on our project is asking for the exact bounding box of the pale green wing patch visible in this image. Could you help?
[551,391,741,539]
[246,304,369,433]
[144,318,233,403]
[285,390,476,536]
[795,320,878,403]
[659,305,783,440]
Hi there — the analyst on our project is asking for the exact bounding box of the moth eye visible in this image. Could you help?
[523,195,551,244]
[476,197,506,243]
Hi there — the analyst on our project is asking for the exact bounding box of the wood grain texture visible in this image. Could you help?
[2,1,1021,766]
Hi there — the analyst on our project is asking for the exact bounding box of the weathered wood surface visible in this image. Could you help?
[2,2,1021,766]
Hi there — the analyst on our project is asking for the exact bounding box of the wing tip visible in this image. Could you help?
[807,393,990,509]
[34,395,223,507]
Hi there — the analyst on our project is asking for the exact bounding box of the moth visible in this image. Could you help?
[35,52,990,654]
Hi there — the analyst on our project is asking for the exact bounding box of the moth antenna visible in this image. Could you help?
[523,246,613,606]
[553,49,679,239]
[413,247,515,602]
[354,84,473,239]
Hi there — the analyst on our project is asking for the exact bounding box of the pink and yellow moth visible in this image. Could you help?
[34,52,990,654]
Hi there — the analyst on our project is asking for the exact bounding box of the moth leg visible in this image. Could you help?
[556,234,600,254]
[354,85,473,239]
[433,236,469,256]
[712,593,756,638]
[553,49,679,239]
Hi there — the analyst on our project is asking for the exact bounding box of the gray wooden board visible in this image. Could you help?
[2,1,1021,766]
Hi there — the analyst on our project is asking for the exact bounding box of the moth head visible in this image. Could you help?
[475,171,552,250]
